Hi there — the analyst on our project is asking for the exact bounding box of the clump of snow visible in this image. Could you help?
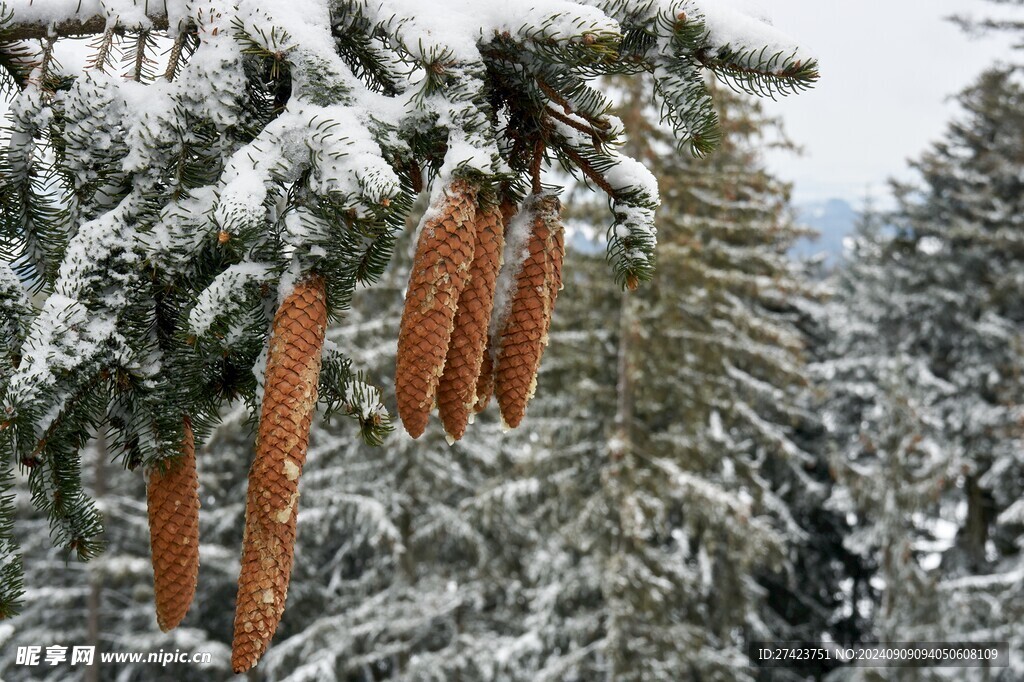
[189,263,273,337]
[998,499,1024,526]
[488,199,534,344]
[699,0,817,66]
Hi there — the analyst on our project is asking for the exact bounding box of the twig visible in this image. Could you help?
[536,76,573,114]
[545,106,607,150]
[86,27,116,72]
[530,141,544,194]
[559,145,616,197]
[536,76,611,131]
[163,30,187,81]
[126,29,153,82]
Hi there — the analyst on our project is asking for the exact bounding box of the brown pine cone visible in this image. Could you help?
[147,417,200,632]
[437,201,505,440]
[495,195,564,429]
[395,180,478,438]
[232,275,327,674]
[474,197,519,414]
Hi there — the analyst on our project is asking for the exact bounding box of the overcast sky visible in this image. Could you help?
[755,0,1020,206]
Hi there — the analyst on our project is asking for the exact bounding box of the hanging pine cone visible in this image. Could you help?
[437,201,505,440]
[474,197,520,414]
[494,195,564,429]
[232,275,327,674]
[395,179,478,438]
[147,417,200,632]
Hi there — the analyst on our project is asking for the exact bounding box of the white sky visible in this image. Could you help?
[756,0,1020,206]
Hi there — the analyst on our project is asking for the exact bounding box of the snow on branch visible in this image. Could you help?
[0,0,817,619]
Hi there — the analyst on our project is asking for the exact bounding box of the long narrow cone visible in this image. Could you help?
[437,202,505,440]
[475,198,519,414]
[231,276,327,674]
[147,417,200,632]
[495,196,564,428]
[395,180,478,438]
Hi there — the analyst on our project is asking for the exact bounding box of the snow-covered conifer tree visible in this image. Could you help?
[478,83,837,681]
[822,68,1024,678]
[0,0,817,670]
[895,69,1024,675]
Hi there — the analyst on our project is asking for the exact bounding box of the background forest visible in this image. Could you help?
[0,1,1023,681]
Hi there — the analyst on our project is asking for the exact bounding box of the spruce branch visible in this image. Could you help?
[0,12,171,42]
[697,46,819,99]
[0,459,21,619]
[0,5,35,91]
[123,28,157,82]
[85,27,117,73]
[0,0,822,653]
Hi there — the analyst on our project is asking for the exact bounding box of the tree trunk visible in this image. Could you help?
[959,475,993,571]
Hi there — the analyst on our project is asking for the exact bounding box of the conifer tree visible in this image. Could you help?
[952,0,1024,45]
[629,83,857,671]
[817,210,953,682]
[477,83,839,680]
[822,69,1024,678]
[0,0,817,670]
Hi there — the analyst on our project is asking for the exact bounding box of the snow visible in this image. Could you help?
[4,0,167,29]
[145,187,220,269]
[0,3,832,675]
[216,103,401,242]
[9,293,99,432]
[364,0,619,62]
[489,198,535,345]
[188,262,273,337]
[0,622,12,647]
[998,499,1024,526]
[700,0,816,65]
[604,154,657,198]
[0,261,29,317]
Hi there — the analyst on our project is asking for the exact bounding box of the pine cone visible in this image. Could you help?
[232,276,327,674]
[147,417,200,632]
[395,180,478,438]
[474,197,519,414]
[495,195,564,429]
[437,201,505,440]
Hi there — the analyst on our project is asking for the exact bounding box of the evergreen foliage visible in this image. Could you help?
[821,68,1024,679]
[2,84,837,681]
[0,0,815,619]
[477,84,841,681]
